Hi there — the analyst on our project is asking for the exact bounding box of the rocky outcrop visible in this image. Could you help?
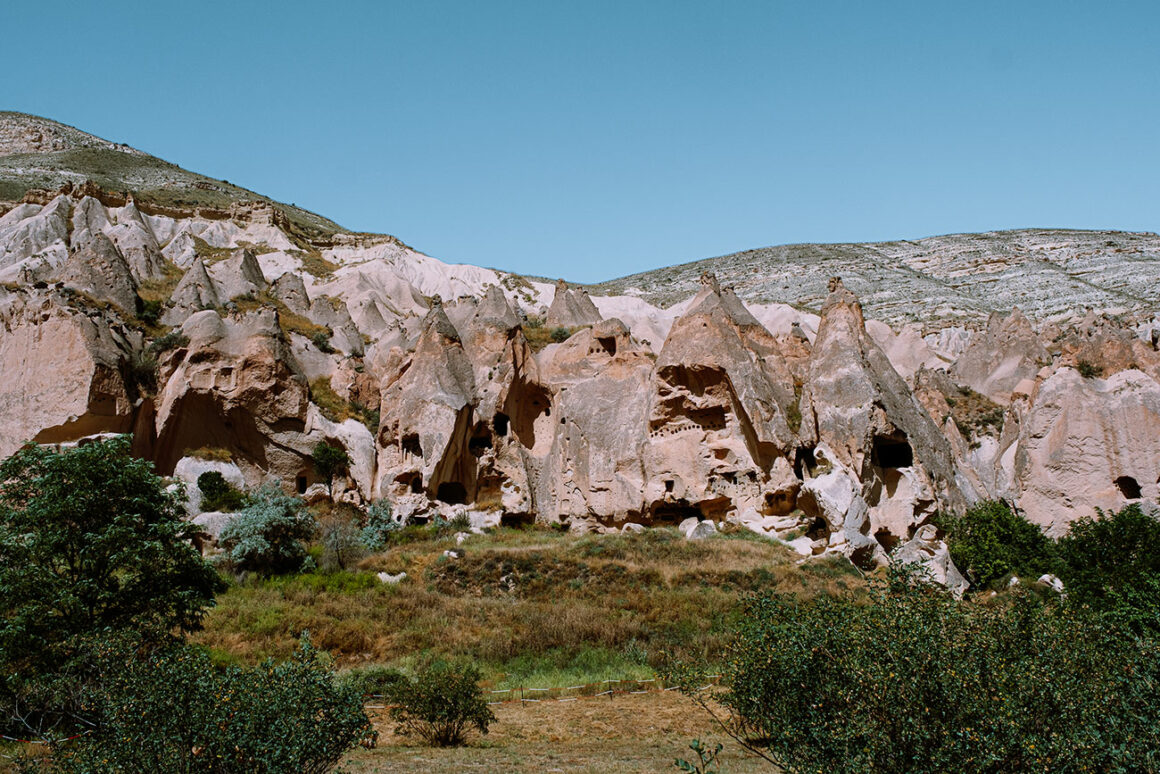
[8,118,1160,585]
[546,279,602,328]
[0,290,136,458]
[152,309,310,481]
[1014,368,1160,535]
[798,279,966,565]
[951,309,1047,405]
[162,258,218,326]
[54,231,139,313]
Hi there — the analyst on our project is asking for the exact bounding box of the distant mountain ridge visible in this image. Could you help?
[2,110,1158,329]
[0,112,345,241]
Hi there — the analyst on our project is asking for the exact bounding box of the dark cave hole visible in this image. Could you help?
[871,435,913,469]
[436,482,468,505]
[1116,475,1142,499]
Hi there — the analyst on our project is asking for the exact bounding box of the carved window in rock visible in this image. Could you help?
[401,434,422,459]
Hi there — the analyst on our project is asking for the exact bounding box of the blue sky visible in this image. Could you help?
[6,1,1158,281]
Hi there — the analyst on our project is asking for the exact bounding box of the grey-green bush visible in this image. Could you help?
[217,485,316,575]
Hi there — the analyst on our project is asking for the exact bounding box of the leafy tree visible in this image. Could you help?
[0,436,223,737]
[312,442,351,495]
[389,661,494,746]
[218,485,315,575]
[681,565,1160,774]
[196,470,246,512]
[935,500,1055,588]
[46,635,373,773]
[1056,504,1160,636]
[550,326,571,343]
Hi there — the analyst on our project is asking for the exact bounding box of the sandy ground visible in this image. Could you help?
[342,689,774,773]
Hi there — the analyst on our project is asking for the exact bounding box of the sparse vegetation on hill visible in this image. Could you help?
[193,526,860,685]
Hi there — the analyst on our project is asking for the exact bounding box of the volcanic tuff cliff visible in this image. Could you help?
[3,112,1160,573]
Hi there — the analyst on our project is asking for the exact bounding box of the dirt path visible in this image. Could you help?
[343,689,774,773]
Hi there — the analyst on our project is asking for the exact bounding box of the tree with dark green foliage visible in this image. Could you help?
[0,436,224,738]
[196,470,246,512]
[679,565,1160,774]
[45,634,373,774]
[1056,503,1160,637]
[312,441,351,495]
[550,326,571,343]
[934,500,1055,588]
[389,661,495,746]
[217,484,316,576]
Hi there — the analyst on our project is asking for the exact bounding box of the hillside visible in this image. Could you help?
[0,112,345,242]
[589,228,1160,328]
[1,111,1160,588]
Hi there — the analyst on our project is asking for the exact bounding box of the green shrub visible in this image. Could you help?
[1056,504,1160,636]
[360,499,400,551]
[338,664,408,699]
[311,330,336,353]
[1076,360,1101,379]
[147,330,189,355]
[698,566,1160,774]
[934,500,1054,588]
[47,636,373,773]
[196,470,246,512]
[388,661,495,746]
[0,436,223,739]
[218,486,316,576]
[550,326,571,343]
[319,515,365,571]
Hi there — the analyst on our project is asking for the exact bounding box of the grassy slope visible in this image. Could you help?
[194,525,863,688]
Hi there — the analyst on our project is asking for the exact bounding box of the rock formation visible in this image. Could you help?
[7,112,1160,587]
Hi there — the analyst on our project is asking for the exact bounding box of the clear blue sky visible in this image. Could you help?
[6,1,1159,282]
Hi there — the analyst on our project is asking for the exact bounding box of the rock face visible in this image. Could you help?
[1014,368,1160,535]
[6,114,1160,584]
[545,279,602,328]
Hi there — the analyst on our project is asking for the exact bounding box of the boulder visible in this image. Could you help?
[893,524,969,598]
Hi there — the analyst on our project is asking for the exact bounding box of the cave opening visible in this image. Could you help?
[874,528,900,553]
[648,501,702,524]
[401,434,422,458]
[469,424,493,457]
[296,475,307,494]
[494,412,509,437]
[794,446,817,479]
[436,482,468,505]
[596,336,616,356]
[1116,475,1142,499]
[871,434,913,469]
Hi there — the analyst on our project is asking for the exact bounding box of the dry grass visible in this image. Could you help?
[342,690,771,773]
[309,377,379,432]
[191,235,235,263]
[231,290,331,339]
[296,249,339,278]
[185,446,233,462]
[136,260,184,304]
[194,526,862,678]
